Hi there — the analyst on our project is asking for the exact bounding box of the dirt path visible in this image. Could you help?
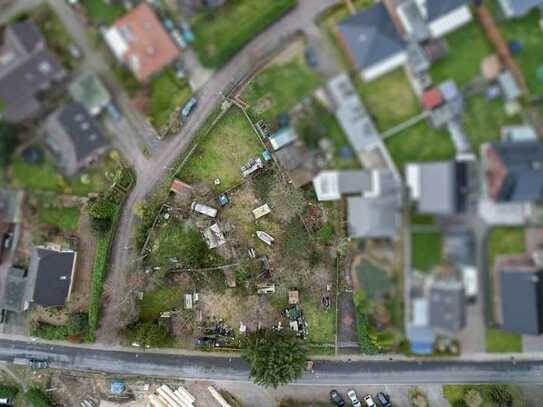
[71,212,96,309]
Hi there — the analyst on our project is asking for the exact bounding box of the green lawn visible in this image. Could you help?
[487,227,526,272]
[304,299,335,344]
[486,328,522,353]
[192,0,297,67]
[81,0,125,26]
[242,56,323,124]
[39,207,80,230]
[11,159,65,192]
[149,69,192,130]
[430,22,493,87]
[412,232,442,272]
[385,122,455,172]
[355,69,421,132]
[177,107,262,191]
[488,4,543,95]
[140,286,184,322]
[463,96,522,154]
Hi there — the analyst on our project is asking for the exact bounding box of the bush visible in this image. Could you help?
[0,385,18,399]
[88,196,116,232]
[123,321,172,348]
[318,222,335,245]
[353,291,379,355]
[24,388,56,407]
[34,313,88,341]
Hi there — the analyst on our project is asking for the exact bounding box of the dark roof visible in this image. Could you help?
[2,267,27,312]
[8,20,42,53]
[30,248,76,307]
[500,268,543,335]
[426,0,468,21]
[489,141,543,202]
[337,2,405,70]
[429,280,465,332]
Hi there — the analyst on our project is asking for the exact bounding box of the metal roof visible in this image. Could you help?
[418,161,456,214]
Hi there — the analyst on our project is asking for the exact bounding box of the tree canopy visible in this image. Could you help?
[241,329,307,388]
[0,121,19,168]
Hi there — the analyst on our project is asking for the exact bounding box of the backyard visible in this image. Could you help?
[355,69,421,132]
[191,0,297,67]
[411,232,443,272]
[430,22,493,87]
[177,107,263,191]
[149,69,192,130]
[38,207,80,231]
[241,50,323,124]
[384,122,455,172]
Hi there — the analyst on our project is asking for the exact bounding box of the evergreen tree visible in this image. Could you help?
[241,329,307,388]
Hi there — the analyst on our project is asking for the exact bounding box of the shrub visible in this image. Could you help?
[0,385,18,399]
[123,321,172,348]
[34,313,88,341]
[24,388,56,407]
[88,196,116,232]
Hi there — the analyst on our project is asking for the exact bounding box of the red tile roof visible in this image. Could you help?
[112,2,180,81]
[421,88,444,110]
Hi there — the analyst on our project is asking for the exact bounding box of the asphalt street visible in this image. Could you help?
[1,338,543,385]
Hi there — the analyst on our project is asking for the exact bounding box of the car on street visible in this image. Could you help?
[347,390,361,407]
[363,394,376,407]
[329,390,345,406]
[29,359,48,369]
[376,392,391,407]
[181,97,198,119]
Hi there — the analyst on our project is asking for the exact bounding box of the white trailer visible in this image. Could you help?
[191,202,218,218]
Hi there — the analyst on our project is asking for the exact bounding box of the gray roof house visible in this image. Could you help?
[429,279,466,332]
[497,256,543,335]
[27,247,77,307]
[0,20,66,123]
[483,140,543,202]
[45,103,110,176]
[336,0,471,81]
[406,160,468,214]
[498,0,543,18]
[337,2,407,81]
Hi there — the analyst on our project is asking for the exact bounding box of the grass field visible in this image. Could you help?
[488,3,543,95]
[140,286,184,322]
[39,207,80,230]
[485,328,522,353]
[355,69,421,132]
[177,107,262,191]
[412,232,442,272]
[463,96,522,154]
[304,299,335,344]
[192,0,297,67]
[11,159,65,192]
[149,69,192,130]
[81,0,125,26]
[385,122,455,172]
[430,22,493,87]
[242,56,323,124]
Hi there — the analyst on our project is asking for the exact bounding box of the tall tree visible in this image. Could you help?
[241,329,307,388]
[0,121,18,168]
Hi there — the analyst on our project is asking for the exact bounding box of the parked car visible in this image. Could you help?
[181,97,198,119]
[163,18,175,31]
[0,309,7,324]
[304,47,318,67]
[347,390,361,407]
[29,359,49,369]
[363,394,376,407]
[195,337,215,346]
[3,232,13,249]
[68,43,82,59]
[375,392,391,407]
[171,29,187,49]
[329,390,345,406]
[180,20,194,43]
[105,102,123,122]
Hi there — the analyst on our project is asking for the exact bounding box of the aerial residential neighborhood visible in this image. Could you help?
[0,0,543,406]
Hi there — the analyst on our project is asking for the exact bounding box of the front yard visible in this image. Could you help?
[149,69,192,130]
[191,0,297,68]
[355,69,421,132]
[430,22,493,87]
[384,122,455,172]
[177,107,263,191]
[485,328,522,353]
[241,48,323,124]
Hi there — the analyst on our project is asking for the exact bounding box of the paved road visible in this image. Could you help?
[1,338,543,385]
[98,0,341,342]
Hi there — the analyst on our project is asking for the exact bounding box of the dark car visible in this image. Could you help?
[330,390,345,406]
[195,337,215,346]
[376,392,391,407]
[304,47,318,67]
[29,359,48,369]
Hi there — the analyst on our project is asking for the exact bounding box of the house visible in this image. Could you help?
[104,2,180,82]
[0,20,66,123]
[406,160,468,214]
[68,72,111,116]
[496,254,543,335]
[482,140,543,202]
[498,0,543,18]
[26,246,77,307]
[429,279,466,332]
[45,102,110,176]
[313,169,403,239]
[336,0,471,81]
